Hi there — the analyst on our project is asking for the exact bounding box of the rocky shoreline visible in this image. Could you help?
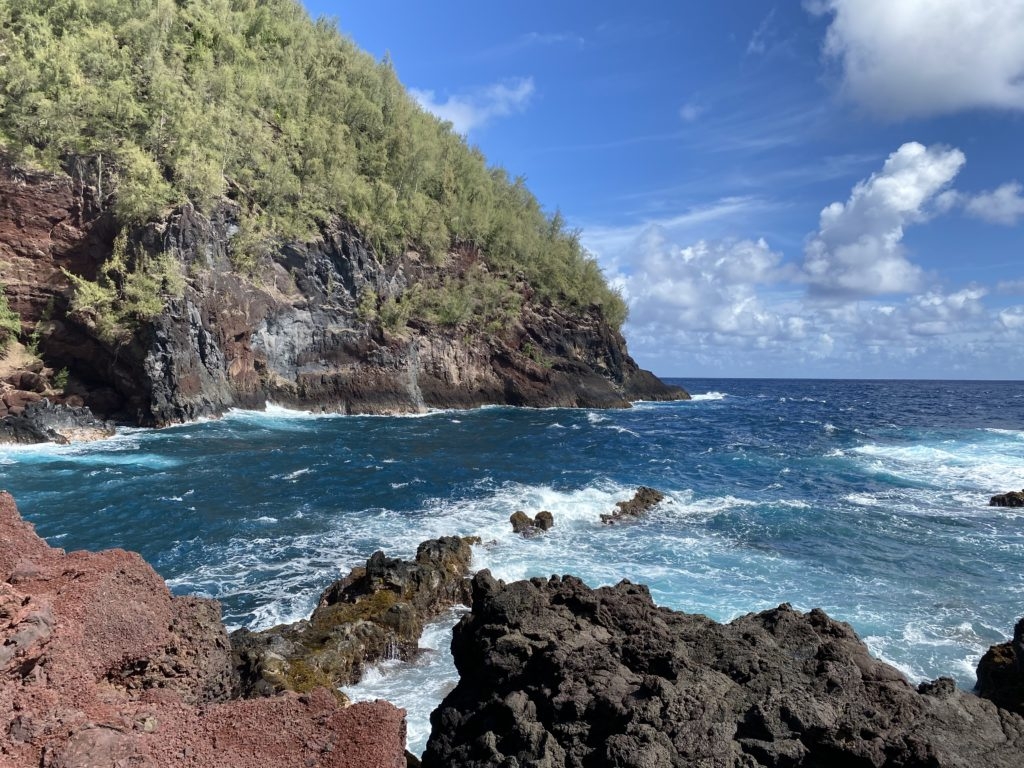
[2,490,1022,766]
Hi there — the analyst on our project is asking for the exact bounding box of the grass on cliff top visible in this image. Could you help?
[0,0,627,330]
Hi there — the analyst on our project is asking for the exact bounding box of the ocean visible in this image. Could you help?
[2,378,1022,755]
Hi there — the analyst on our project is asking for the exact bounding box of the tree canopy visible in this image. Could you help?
[0,0,627,329]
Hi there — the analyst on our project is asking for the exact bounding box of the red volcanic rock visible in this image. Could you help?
[0,492,406,767]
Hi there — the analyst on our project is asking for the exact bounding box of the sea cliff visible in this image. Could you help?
[0,158,686,436]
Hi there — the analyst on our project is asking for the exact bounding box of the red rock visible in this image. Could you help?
[0,492,407,767]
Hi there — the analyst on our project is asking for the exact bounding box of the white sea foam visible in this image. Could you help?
[342,608,466,756]
[690,391,727,401]
[851,439,1024,491]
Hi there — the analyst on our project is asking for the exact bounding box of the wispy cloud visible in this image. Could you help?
[747,8,777,55]
[679,101,705,123]
[482,31,585,58]
[410,78,535,135]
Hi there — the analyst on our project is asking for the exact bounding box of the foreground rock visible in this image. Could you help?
[233,536,477,696]
[423,571,1024,767]
[991,490,1024,507]
[0,492,405,767]
[977,617,1024,716]
[600,486,666,523]
[0,397,115,444]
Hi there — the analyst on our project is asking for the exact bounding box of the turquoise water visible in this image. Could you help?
[2,378,1023,753]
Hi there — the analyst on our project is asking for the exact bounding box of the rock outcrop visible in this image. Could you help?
[510,510,554,537]
[423,571,1024,767]
[600,486,666,524]
[0,397,115,444]
[232,536,477,697]
[990,490,1024,507]
[1,159,688,433]
[977,617,1024,716]
[0,492,406,767]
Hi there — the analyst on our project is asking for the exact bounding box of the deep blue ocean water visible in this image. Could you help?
[2,378,1023,754]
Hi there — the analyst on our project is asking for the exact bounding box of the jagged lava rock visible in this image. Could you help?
[977,616,1024,716]
[422,571,1024,767]
[533,510,554,531]
[991,490,1024,507]
[233,535,477,696]
[0,492,406,767]
[600,485,666,524]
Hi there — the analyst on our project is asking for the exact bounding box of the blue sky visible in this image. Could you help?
[304,1,1024,379]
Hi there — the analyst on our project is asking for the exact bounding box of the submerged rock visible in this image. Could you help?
[990,490,1024,507]
[422,571,1024,767]
[600,486,666,523]
[232,535,478,696]
[0,398,115,444]
[0,491,406,767]
[977,616,1024,715]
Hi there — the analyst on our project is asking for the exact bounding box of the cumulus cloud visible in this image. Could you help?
[410,78,534,135]
[810,0,1024,119]
[964,182,1024,225]
[802,142,965,296]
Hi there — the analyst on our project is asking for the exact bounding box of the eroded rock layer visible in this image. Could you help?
[423,571,1024,768]
[0,492,406,767]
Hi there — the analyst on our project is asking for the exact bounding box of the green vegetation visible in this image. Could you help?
[0,289,20,351]
[0,0,627,331]
[62,229,184,341]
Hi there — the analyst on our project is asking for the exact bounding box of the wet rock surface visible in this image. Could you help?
[990,490,1024,507]
[232,536,478,696]
[0,492,406,767]
[423,571,1024,767]
[600,486,667,523]
[0,397,115,444]
[977,616,1024,716]
[510,510,554,537]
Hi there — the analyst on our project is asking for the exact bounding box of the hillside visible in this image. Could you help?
[0,0,686,431]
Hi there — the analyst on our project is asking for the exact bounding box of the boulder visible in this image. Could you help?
[233,536,478,696]
[533,510,554,531]
[990,490,1024,507]
[977,616,1024,715]
[0,491,406,767]
[600,486,666,523]
[509,511,534,534]
[0,398,116,444]
[423,571,1024,767]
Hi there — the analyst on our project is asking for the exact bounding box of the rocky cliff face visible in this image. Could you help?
[0,159,687,428]
[0,492,406,767]
[423,571,1024,767]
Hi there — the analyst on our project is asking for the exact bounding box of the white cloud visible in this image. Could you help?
[811,0,1024,119]
[802,142,965,296]
[965,182,1024,225]
[999,307,1024,330]
[679,102,704,123]
[410,78,534,135]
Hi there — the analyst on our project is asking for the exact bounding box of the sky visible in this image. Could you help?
[303,1,1024,379]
